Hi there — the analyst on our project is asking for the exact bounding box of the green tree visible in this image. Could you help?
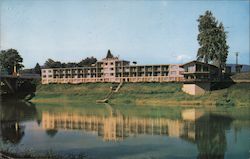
[0,49,24,74]
[197,11,229,78]
[44,56,97,68]
[78,56,97,67]
[44,58,62,68]
[34,63,41,74]
[65,62,78,68]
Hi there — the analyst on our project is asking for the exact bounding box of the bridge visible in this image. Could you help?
[0,73,40,94]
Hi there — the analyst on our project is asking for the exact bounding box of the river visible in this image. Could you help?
[0,100,249,159]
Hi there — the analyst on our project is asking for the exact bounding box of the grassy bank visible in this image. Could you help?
[32,83,112,103]
[111,83,250,106]
[32,82,250,106]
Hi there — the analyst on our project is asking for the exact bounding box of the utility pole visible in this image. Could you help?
[235,52,240,73]
[235,52,239,66]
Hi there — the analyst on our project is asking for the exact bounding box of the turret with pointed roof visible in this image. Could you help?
[106,49,114,59]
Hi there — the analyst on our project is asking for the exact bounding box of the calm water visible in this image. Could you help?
[0,100,249,159]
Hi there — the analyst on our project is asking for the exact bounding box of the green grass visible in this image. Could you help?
[32,83,112,103]
[110,83,250,106]
[231,72,250,80]
[32,82,250,107]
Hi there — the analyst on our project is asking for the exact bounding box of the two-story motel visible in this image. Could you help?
[41,50,184,84]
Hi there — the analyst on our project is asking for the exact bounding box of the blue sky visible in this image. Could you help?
[0,0,249,68]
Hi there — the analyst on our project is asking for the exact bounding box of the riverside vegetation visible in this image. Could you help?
[31,82,250,107]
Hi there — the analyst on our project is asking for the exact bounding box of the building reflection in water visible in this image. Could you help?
[41,109,209,141]
[0,101,236,159]
[41,108,233,158]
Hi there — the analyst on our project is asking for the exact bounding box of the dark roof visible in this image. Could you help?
[180,60,218,68]
[106,49,114,58]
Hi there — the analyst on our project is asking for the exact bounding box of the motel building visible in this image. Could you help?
[41,50,184,84]
[180,60,220,95]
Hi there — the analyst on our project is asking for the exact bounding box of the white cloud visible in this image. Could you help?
[175,54,192,63]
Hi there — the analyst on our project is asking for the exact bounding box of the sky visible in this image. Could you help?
[0,0,249,68]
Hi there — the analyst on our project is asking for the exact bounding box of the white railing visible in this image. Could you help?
[42,76,184,84]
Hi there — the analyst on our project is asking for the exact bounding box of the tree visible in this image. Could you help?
[212,23,229,71]
[43,56,97,68]
[44,58,55,68]
[78,56,97,67]
[0,49,24,74]
[197,11,229,78]
[44,58,62,68]
[65,62,78,68]
[34,63,41,74]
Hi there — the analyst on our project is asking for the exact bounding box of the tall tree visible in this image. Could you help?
[197,11,229,78]
[212,22,229,70]
[0,49,24,74]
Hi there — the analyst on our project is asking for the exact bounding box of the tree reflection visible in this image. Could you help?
[1,122,25,144]
[45,129,58,138]
[195,114,233,159]
[0,100,37,144]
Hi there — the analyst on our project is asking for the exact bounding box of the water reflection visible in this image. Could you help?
[40,107,234,158]
[42,111,189,141]
[195,114,233,159]
[0,122,25,144]
[0,101,37,144]
[42,109,231,139]
[45,129,58,138]
[0,101,248,159]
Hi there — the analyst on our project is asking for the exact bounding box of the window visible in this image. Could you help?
[43,70,46,73]
[110,68,114,70]
[110,62,114,65]
[196,64,202,72]
[48,70,52,73]
[184,67,188,72]
[48,75,52,78]
[171,71,176,75]
[171,65,177,69]
[110,73,114,76]
[203,66,209,72]
[105,63,108,65]
[43,75,47,78]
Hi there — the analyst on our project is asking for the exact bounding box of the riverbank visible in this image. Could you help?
[112,83,250,106]
[32,83,112,103]
[31,82,250,106]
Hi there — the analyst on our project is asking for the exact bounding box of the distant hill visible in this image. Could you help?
[226,64,250,73]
